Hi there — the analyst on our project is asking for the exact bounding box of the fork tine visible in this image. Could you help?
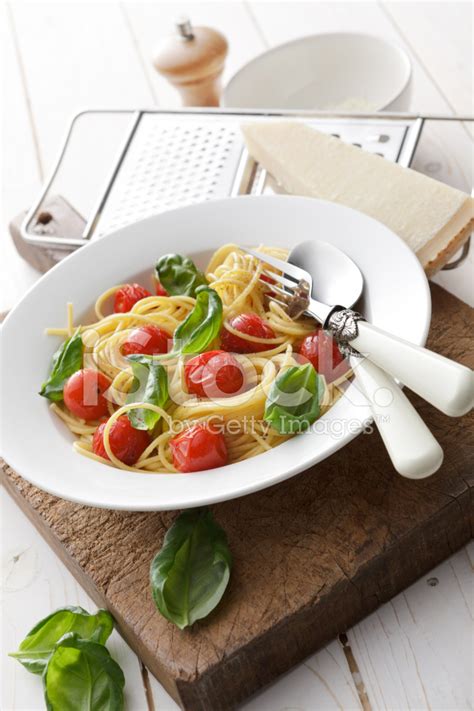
[241,247,306,282]
[263,281,310,319]
[264,282,293,299]
[268,295,291,310]
[261,269,297,290]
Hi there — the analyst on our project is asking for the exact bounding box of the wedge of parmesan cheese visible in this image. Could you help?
[242,121,473,275]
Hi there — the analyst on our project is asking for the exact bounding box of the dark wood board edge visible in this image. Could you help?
[3,470,472,711]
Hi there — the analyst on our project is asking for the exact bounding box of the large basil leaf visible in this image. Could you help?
[155,254,208,297]
[43,633,124,711]
[150,508,232,629]
[40,331,83,401]
[172,286,222,355]
[264,363,321,434]
[125,356,169,431]
[9,607,114,675]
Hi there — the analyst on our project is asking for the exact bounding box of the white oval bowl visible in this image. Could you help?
[0,196,430,510]
[223,32,412,112]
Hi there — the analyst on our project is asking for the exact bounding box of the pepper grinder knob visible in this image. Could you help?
[153,17,228,107]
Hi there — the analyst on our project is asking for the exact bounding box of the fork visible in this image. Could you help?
[243,247,474,478]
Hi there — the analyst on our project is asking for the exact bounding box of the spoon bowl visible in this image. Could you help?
[289,239,364,308]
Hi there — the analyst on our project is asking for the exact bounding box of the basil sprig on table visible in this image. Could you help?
[9,606,114,675]
[172,286,222,355]
[10,606,124,711]
[264,363,321,434]
[150,508,232,629]
[125,356,169,431]
[43,633,125,711]
[39,330,83,401]
[155,254,208,297]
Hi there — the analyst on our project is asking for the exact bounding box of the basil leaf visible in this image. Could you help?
[155,254,208,297]
[9,607,114,675]
[43,633,124,711]
[264,363,321,434]
[40,330,83,402]
[150,508,232,629]
[172,286,222,356]
[125,356,169,431]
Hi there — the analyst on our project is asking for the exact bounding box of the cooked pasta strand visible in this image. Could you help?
[48,244,349,473]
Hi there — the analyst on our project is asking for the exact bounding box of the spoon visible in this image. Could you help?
[244,241,474,479]
[288,239,473,415]
[290,239,364,310]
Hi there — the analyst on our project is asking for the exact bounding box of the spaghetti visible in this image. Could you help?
[43,244,349,474]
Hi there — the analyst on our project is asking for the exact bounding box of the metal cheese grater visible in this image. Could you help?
[19,108,471,268]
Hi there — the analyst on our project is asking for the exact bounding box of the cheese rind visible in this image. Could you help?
[242,121,473,274]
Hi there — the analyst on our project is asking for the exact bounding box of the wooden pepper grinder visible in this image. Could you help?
[153,18,228,107]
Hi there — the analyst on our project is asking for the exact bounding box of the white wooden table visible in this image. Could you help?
[1,2,473,709]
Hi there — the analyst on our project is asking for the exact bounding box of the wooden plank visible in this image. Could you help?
[347,544,473,710]
[147,673,181,710]
[241,639,364,710]
[148,637,364,711]
[1,283,472,711]
[0,3,43,312]
[2,1,159,313]
[1,487,151,711]
[384,1,473,116]
[9,1,155,173]
[122,0,265,107]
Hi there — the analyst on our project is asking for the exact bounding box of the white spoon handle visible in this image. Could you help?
[351,321,474,417]
[351,356,444,479]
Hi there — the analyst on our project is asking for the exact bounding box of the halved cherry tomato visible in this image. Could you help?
[298,329,349,383]
[114,284,151,313]
[185,350,244,398]
[220,313,276,353]
[170,423,228,473]
[92,415,150,466]
[63,369,111,421]
[122,325,171,356]
[155,281,168,297]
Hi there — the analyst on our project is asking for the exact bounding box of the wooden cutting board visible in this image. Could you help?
[2,283,473,711]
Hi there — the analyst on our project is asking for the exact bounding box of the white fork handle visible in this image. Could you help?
[351,356,444,479]
[351,321,474,417]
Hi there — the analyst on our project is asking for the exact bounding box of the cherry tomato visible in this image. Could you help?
[122,325,171,356]
[220,313,276,353]
[298,329,349,383]
[155,281,168,297]
[185,350,244,398]
[170,423,228,473]
[114,284,151,313]
[92,415,150,466]
[63,369,111,421]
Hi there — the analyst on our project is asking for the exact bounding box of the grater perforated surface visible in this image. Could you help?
[94,112,418,239]
[96,115,243,237]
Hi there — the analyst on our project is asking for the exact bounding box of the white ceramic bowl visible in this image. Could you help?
[0,196,430,510]
[223,32,412,112]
